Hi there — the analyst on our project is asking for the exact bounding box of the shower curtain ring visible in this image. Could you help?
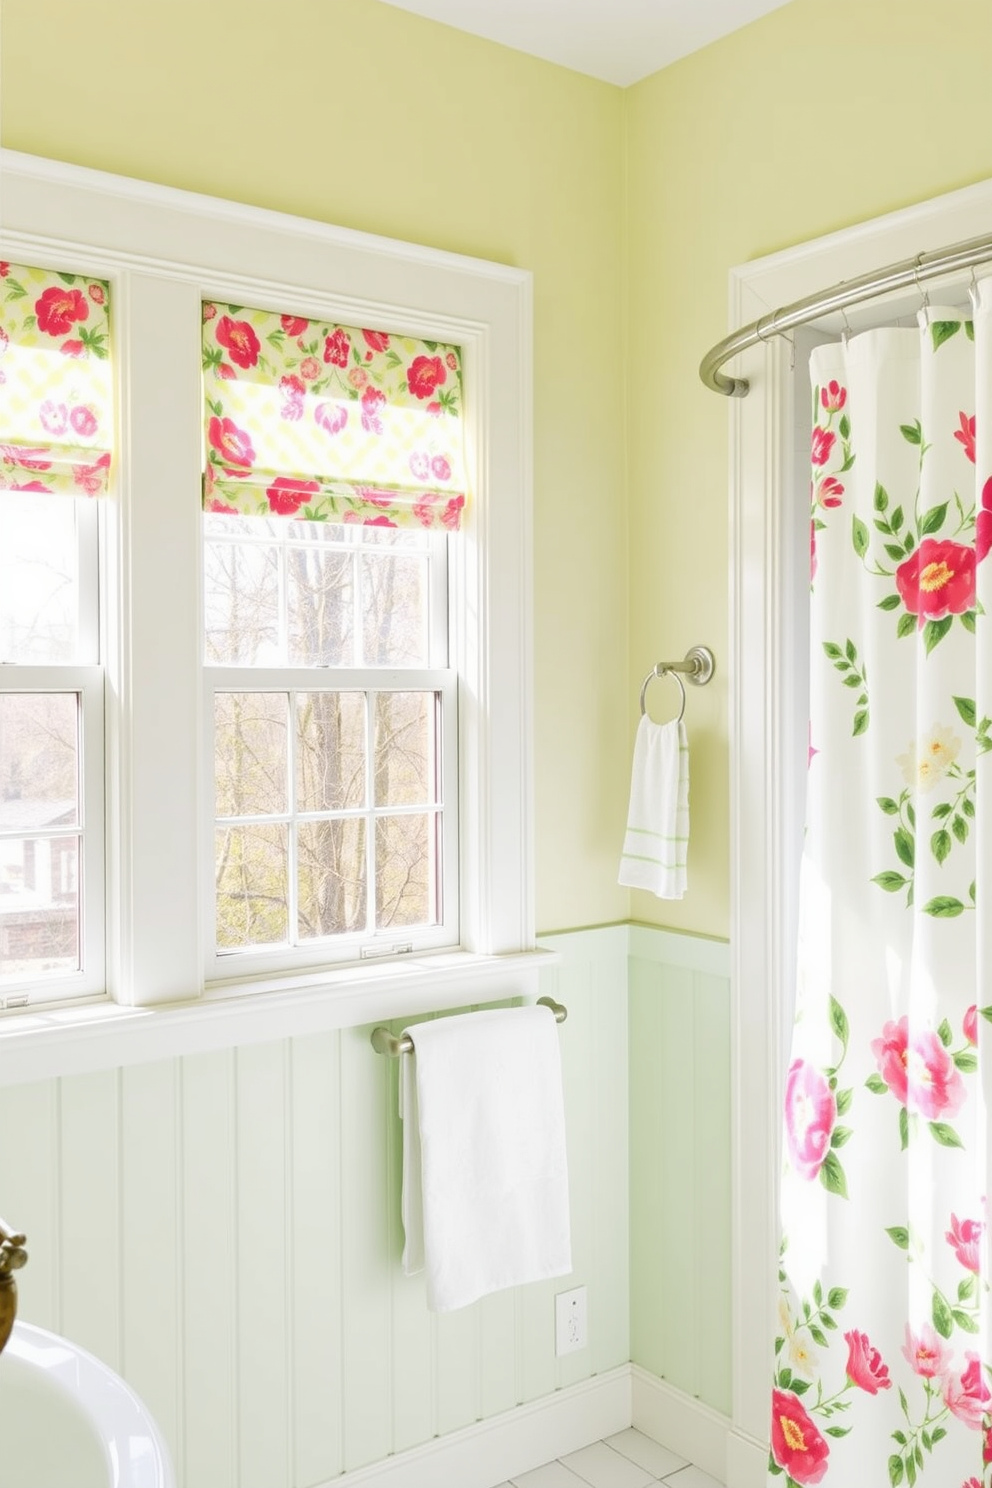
[968,266,980,315]
[914,258,930,319]
[840,305,853,345]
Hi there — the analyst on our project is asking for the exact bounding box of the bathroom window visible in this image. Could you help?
[0,153,533,1012]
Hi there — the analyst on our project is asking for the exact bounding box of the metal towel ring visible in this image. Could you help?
[640,666,686,723]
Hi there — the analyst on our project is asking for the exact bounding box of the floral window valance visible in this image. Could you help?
[0,261,113,499]
[202,301,466,531]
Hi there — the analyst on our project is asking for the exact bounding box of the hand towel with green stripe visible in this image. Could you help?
[618,715,689,898]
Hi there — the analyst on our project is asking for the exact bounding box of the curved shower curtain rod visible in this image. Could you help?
[699,229,992,398]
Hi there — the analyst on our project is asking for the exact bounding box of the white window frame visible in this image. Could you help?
[0,148,536,1018]
[729,174,992,1488]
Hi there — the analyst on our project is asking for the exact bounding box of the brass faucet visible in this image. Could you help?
[0,1217,27,1357]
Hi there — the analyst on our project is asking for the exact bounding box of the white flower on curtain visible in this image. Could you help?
[771,292,992,1487]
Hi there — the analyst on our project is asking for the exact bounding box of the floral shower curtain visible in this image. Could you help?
[771,290,992,1487]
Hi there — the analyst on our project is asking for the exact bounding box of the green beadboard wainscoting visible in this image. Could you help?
[0,923,731,1487]
[628,926,733,1417]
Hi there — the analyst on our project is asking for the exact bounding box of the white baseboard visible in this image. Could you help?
[725,1428,768,1488]
[630,1366,730,1484]
[326,1366,632,1488]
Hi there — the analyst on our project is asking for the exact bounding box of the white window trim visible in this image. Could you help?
[729,173,992,1487]
[0,149,543,1058]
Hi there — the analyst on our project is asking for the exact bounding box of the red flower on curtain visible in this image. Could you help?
[843,1330,891,1394]
[35,285,89,337]
[361,329,390,356]
[963,1005,978,1045]
[60,339,85,357]
[70,405,98,437]
[266,477,320,515]
[895,538,975,623]
[871,1017,965,1119]
[770,1390,830,1484]
[216,316,261,370]
[207,415,255,469]
[953,411,977,463]
[407,354,447,400]
[820,379,847,411]
[976,476,992,561]
[280,315,309,337]
[323,329,351,366]
[314,401,348,436]
[811,427,836,466]
[901,1323,951,1379]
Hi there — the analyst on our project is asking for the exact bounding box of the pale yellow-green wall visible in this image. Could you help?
[625,0,992,936]
[5,0,992,946]
[0,0,630,938]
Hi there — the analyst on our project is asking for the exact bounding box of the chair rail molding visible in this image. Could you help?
[728,170,992,1475]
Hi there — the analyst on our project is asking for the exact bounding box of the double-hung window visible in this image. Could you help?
[0,260,110,1006]
[201,299,466,977]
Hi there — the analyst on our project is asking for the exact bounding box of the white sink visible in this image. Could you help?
[0,1320,175,1488]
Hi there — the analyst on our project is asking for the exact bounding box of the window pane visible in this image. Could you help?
[296,692,365,812]
[214,693,287,817]
[0,834,79,980]
[375,813,436,929]
[297,819,367,940]
[361,551,428,665]
[288,542,355,666]
[215,822,288,949]
[0,495,81,663]
[204,540,279,664]
[373,692,435,806]
[0,693,79,829]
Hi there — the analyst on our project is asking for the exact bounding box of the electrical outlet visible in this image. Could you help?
[555,1286,588,1356]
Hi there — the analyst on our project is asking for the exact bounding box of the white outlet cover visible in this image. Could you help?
[555,1286,588,1356]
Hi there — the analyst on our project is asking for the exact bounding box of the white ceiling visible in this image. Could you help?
[373,0,795,87]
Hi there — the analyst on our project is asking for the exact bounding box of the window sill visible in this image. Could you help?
[0,947,561,1087]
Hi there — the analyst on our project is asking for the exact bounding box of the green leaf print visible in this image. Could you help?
[819,1150,848,1198]
[922,617,953,654]
[900,422,922,445]
[928,1121,963,1148]
[922,896,965,917]
[852,515,870,557]
[953,695,977,727]
[919,501,948,535]
[886,1226,910,1249]
[930,319,961,350]
[930,829,951,863]
[932,1289,954,1338]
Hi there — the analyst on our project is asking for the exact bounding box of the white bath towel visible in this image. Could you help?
[617,715,689,898]
[399,1004,572,1313]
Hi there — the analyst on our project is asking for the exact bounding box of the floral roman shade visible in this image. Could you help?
[0,261,113,498]
[202,301,466,530]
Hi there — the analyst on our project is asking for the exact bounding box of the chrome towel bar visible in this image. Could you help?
[370,995,568,1057]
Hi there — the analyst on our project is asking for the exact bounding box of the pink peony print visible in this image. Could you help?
[36,285,88,337]
[363,514,397,527]
[72,452,111,495]
[265,477,320,516]
[902,1322,952,1379]
[430,454,452,482]
[279,374,305,422]
[412,492,441,525]
[88,283,105,306]
[215,316,260,370]
[299,356,320,382]
[202,303,217,322]
[207,498,240,514]
[323,328,351,367]
[810,427,836,466]
[314,401,348,436]
[946,1213,983,1273]
[843,1330,891,1394]
[360,385,386,434]
[784,1059,836,1181]
[445,351,458,371]
[409,451,431,481]
[815,476,844,509]
[408,353,447,400]
[954,411,976,464]
[895,538,975,625]
[39,400,69,436]
[944,1352,992,1428]
[964,1005,978,1045]
[770,1390,829,1485]
[3,445,52,471]
[871,1017,965,1120]
[69,405,98,438]
[281,315,309,337]
[820,380,847,412]
[207,416,255,469]
[60,339,84,357]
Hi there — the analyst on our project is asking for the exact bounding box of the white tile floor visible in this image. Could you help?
[487,1428,723,1488]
